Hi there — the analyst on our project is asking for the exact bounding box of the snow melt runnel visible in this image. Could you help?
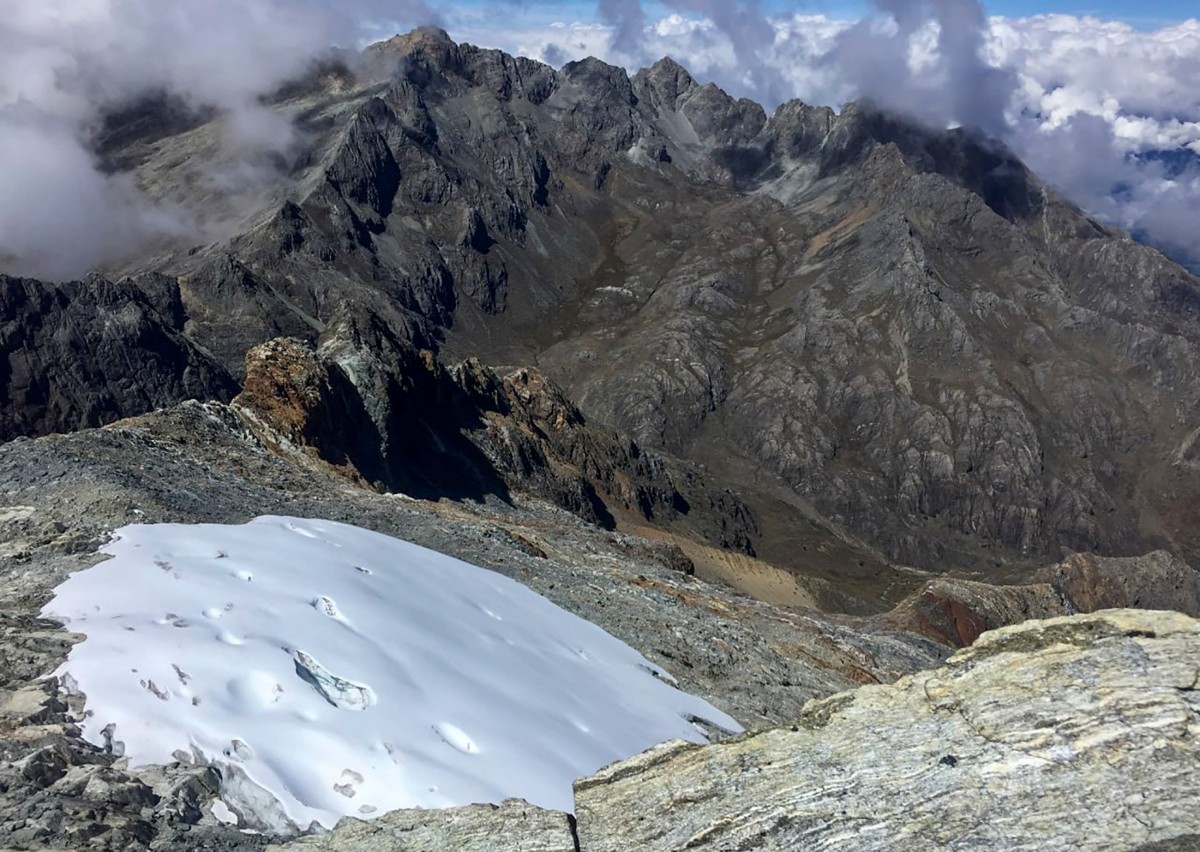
[40,516,742,833]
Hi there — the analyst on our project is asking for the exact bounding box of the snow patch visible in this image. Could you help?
[41,516,741,832]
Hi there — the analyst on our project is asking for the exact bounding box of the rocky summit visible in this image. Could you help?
[3,25,1200,852]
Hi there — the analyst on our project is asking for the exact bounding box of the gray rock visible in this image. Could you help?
[574,609,1200,851]
[5,29,1190,590]
[272,800,574,851]
[0,401,945,849]
[0,274,236,441]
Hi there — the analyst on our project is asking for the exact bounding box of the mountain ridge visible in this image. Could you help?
[6,27,1200,595]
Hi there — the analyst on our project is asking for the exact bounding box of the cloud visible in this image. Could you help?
[457,3,1200,270]
[822,0,1016,136]
[0,0,439,281]
[991,16,1200,268]
[5,1,1200,278]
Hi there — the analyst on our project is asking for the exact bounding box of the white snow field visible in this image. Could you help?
[41,516,741,832]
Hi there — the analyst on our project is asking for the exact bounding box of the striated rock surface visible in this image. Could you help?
[272,799,574,852]
[574,609,1200,851]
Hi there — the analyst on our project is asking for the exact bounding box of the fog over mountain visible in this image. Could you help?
[2,0,1198,279]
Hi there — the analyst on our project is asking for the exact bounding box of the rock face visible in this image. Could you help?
[0,275,236,441]
[1037,551,1200,615]
[232,335,758,553]
[883,550,1200,647]
[573,609,1200,851]
[48,28,1196,586]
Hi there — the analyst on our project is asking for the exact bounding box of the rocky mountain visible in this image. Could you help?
[4,24,1200,851]
[0,274,235,441]
[6,27,1196,595]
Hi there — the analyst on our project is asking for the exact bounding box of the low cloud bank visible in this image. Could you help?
[3,1,1199,277]
[0,0,437,280]
[475,2,1200,271]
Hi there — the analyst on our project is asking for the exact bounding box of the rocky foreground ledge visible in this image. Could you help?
[283,609,1200,852]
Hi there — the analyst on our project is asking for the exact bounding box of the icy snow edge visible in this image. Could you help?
[40,516,742,834]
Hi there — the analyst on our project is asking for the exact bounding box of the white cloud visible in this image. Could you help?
[0,0,438,280]
[3,0,1200,278]
[459,3,1200,269]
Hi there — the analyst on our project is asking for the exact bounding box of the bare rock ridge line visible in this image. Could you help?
[883,549,1200,647]
[4,27,1200,586]
[280,609,1200,851]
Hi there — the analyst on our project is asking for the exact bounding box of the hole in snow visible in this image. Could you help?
[384,742,402,765]
[433,722,478,755]
[637,663,677,685]
[223,738,255,761]
[333,768,364,798]
[140,679,169,701]
[292,650,376,710]
[312,596,342,619]
[228,670,287,712]
[289,524,319,539]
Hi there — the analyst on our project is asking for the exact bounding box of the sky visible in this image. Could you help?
[1,0,1199,279]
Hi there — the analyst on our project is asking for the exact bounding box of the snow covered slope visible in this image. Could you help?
[41,516,742,832]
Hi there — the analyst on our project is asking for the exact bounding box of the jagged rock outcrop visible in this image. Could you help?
[573,609,1200,851]
[882,575,1068,646]
[232,334,758,554]
[0,275,236,441]
[1036,551,1200,614]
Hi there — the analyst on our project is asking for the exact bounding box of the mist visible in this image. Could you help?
[0,0,438,281]
[4,1,1200,279]
[484,0,1200,271]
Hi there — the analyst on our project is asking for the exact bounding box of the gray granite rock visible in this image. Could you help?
[574,609,1200,851]
[273,800,574,852]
